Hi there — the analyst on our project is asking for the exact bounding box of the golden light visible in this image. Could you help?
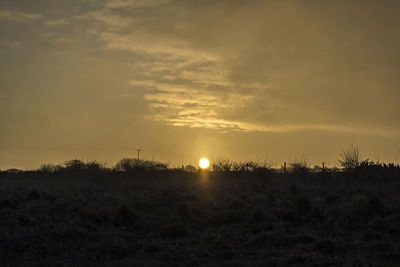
[199,158,210,169]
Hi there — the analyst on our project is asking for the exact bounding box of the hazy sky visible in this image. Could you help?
[1,0,399,169]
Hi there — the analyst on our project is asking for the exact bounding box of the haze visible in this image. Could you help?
[1,0,399,169]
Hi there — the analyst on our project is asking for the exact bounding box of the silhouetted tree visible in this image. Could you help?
[115,158,167,171]
[212,158,233,172]
[39,164,62,172]
[184,164,197,172]
[338,145,363,170]
[85,160,103,170]
[289,156,310,174]
[64,159,85,170]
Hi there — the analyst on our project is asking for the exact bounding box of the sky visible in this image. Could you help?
[1,0,399,169]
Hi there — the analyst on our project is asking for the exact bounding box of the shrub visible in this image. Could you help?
[62,159,106,171]
[85,160,103,170]
[212,158,234,172]
[233,161,259,172]
[64,159,85,170]
[255,162,275,176]
[212,159,273,173]
[39,164,62,172]
[338,145,363,170]
[184,164,197,172]
[289,156,310,174]
[115,158,168,172]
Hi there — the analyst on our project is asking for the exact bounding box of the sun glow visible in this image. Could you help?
[199,158,210,169]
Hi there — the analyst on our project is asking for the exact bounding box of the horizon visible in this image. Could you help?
[1,144,400,171]
[1,0,400,169]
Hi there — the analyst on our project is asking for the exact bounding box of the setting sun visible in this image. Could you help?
[199,158,210,169]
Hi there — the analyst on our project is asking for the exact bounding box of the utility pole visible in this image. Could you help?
[137,149,142,161]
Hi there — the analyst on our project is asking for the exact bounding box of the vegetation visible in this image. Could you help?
[7,146,399,175]
[338,144,364,170]
[114,158,168,172]
[289,155,310,175]
[212,158,272,173]
[0,150,399,266]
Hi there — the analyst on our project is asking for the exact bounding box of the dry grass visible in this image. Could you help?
[0,170,400,266]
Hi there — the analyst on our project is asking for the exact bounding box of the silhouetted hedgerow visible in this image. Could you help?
[39,164,63,173]
[338,145,363,170]
[289,157,310,175]
[37,160,107,173]
[5,154,399,179]
[115,158,168,172]
[64,159,86,170]
[212,159,273,173]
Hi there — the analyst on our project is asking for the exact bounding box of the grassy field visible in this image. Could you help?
[1,169,400,266]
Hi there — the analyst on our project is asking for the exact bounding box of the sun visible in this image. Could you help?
[199,158,210,169]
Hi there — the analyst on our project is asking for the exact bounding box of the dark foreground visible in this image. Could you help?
[1,170,400,266]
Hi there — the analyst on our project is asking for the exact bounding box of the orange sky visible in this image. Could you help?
[1,0,399,169]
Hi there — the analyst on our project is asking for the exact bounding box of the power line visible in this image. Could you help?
[0,144,205,166]
[0,144,193,160]
[0,145,140,152]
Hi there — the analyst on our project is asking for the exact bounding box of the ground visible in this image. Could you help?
[0,170,400,266]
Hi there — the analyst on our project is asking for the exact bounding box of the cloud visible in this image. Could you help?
[3,0,396,136]
[80,0,174,29]
[0,9,43,22]
[84,10,134,28]
[0,95,7,104]
[86,0,400,135]
[1,0,400,169]
[0,41,23,48]
[52,38,74,45]
[99,32,188,56]
[44,18,69,26]
[104,0,173,9]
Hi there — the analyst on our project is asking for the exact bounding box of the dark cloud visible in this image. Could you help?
[83,0,400,134]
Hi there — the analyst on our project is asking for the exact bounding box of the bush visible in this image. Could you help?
[84,160,103,170]
[212,159,272,173]
[289,156,310,174]
[62,160,105,171]
[212,158,234,172]
[64,159,85,170]
[184,164,197,172]
[39,164,62,172]
[338,145,363,170]
[232,161,259,172]
[115,158,168,172]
